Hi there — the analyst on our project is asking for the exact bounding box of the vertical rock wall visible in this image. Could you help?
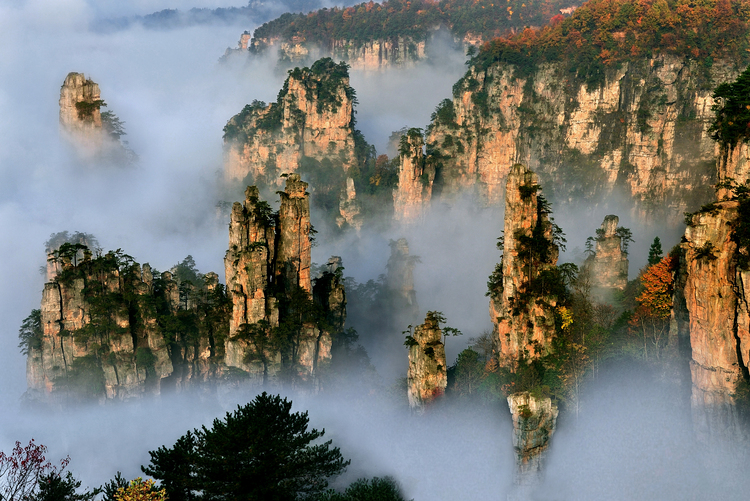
[507,392,559,486]
[407,313,447,412]
[393,130,433,223]
[59,72,104,152]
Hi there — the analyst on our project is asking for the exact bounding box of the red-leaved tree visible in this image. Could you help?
[0,439,69,501]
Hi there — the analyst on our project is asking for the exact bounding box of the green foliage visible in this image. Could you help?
[486,261,503,299]
[101,111,126,140]
[33,472,99,501]
[648,236,664,266]
[694,241,718,262]
[429,99,457,130]
[710,65,750,147]
[142,392,350,501]
[314,476,410,501]
[398,128,424,157]
[18,309,42,356]
[75,100,106,119]
[101,473,129,501]
[616,226,634,254]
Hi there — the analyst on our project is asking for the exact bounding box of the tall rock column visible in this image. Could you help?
[584,215,629,291]
[59,72,103,141]
[385,238,419,320]
[683,141,750,444]
[393,129,433,223]
[488,164,560,485]
[406,312,447,413]
[277,174,312,293]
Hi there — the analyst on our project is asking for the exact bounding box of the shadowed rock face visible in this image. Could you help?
[507,392,559,486]
[585,214,629,292]
[224,174,345,387]
[407,313,447,413]
[386,238,419,320]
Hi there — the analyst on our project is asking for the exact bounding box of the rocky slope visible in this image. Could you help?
[406,312,447,412]
[223,58,363,230]
[583,215,629,291]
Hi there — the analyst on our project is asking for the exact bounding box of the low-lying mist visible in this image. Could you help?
[1,2,740,500]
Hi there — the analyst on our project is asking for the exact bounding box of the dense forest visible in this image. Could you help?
[249,0,580,51]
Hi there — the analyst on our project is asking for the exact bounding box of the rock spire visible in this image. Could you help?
[406,312,447,413]
[584,215,629,292]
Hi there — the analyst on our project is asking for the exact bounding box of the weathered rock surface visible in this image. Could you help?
[223,58,362,229]
[393,129,433,223]
[682,142,750,443]
[399,55,736,223]
[59,72,104,152]
[407,312,447,412]
[507,392,559,486]
[584,214,629,291]
[224,175,345,386]
[489,165,559,366]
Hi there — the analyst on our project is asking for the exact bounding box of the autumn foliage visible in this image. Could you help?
[114,478,166,501]
[629,255,676,359]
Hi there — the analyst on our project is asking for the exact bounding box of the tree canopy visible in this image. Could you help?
[142,392,350,501]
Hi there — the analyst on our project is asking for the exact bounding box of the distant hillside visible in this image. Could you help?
[239,0,581,67]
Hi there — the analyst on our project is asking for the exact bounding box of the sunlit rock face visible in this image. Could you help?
[407,313,447,413]
[393,129,434,223]
[422,55,734,223]
[490,165,559,365]
[224,175,344,387]
[507,392,558,486]
[682,142,750,444]
[584,214,629,291]
[28,256,220,404]
[222,58,362,230]
[487,165,560,483]
[59,72,104,153]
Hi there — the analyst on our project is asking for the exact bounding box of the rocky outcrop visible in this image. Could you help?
[584,215,629,291]
[406,312,447,412]
[224,175,345,386]
[393,129,433,223]
[682,142,750,444]
[489,165,560,365]
[223,58,362,229]
[508,392,559,486]
[59,72,105,152]
[26,250,227,404]
[487,165,560,483]
[408,55,736,223]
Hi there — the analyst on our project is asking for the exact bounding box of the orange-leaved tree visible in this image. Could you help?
[630,255,676,360]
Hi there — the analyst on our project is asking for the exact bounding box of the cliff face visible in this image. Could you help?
[27,252,227,404]
[393,129,434,223]
[223,58,362,229]
[682,142,750,444]
[507,392,559,485]
[59,72,104,152]
[224,175,345,386]
[584,215,629,291]
[489,165,559,365]
[402,55,736,222]
[407,312,447,412]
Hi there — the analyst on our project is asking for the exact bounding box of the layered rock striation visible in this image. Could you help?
[488,165,561,483]
[682,141,750,444]
[398,55,735,222]
[489,165,560,365]
[406,312,447,412]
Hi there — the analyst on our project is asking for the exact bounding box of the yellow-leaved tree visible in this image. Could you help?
[114,478,166,501]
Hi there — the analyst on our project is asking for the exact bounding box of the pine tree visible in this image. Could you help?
[648,237,663,266]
